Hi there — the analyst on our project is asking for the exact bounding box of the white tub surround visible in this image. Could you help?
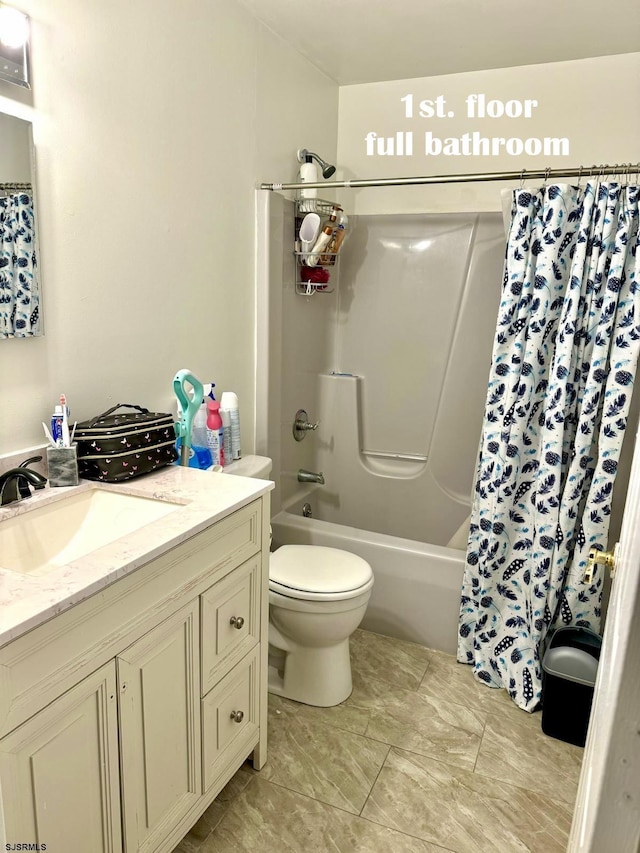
[0,466,273,853]
[272,501,465,656]
[257,201,503,657]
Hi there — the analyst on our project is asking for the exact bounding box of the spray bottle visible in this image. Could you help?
[176,382,216,469]
[220,391,241,461]
[206,399,225,467]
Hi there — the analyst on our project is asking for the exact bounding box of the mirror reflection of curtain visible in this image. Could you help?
[0,184,40,338]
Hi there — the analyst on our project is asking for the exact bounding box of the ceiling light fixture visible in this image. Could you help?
[0,5,28,49]
[0,4,30,88]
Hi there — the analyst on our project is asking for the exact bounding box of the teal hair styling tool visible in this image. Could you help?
[173,369,204,467]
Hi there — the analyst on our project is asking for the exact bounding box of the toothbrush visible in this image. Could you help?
[60,394,71,447]
[42,421,56,447]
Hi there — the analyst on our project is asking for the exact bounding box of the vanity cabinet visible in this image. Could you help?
[0,492,270,853]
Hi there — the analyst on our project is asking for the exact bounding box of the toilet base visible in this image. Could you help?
[267,638,353,707]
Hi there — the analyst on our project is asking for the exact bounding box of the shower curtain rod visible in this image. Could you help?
[260,162,640,191]
[0,182,32,191]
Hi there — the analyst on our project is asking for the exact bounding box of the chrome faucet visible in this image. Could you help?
[297,468,325,485]
[0,456,48,506]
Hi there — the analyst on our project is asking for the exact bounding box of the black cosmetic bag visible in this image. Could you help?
[74,404,178,482]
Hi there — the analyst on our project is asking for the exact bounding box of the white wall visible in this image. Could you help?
[0,0,338,457]
[338,53,640,214]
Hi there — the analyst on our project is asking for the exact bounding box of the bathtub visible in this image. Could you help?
[271,495,466,656]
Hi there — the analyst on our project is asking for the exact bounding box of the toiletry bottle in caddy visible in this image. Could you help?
[307,205,340,268]
[325,209,348,265]
[220,391,241,461]
[318,205,343,265]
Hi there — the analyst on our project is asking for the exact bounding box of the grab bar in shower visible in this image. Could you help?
[360,449,427,463]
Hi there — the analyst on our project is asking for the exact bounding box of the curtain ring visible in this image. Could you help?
[543,167,550,187]
[576,165,583,188]
[519,168,526,189]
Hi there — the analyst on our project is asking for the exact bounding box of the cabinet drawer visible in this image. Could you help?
[202,648,259,792]
[201,556,260,694]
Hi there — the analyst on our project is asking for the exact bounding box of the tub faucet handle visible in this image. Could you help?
[293,409,319,441]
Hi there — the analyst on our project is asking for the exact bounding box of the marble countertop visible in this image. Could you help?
[0,466,273,647]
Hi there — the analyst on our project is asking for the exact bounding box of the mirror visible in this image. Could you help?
[0,112,41,338]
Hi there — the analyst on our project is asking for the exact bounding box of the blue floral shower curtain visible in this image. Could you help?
[458,181,640,711]
[0,189,40,338]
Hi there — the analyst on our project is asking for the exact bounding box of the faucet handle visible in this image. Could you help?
[293,409,320,442]
[19,455,43,468]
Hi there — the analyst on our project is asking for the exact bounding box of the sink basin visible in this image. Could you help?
[0,488,182,576]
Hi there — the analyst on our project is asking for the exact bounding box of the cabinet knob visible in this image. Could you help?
[230,710,244,723]
[229,615,245,630]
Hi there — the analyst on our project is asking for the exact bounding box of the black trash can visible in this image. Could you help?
[541,626,602,747]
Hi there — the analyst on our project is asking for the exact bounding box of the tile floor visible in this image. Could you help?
[174,629,583,853]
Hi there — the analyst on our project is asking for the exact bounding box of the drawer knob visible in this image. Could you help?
[229,616,245,630]
[230,710,244,723]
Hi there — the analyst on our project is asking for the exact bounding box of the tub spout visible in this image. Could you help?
[297,469,325,485]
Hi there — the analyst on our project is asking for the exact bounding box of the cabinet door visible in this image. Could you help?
[118,599,201,853]
[0,661,122,853]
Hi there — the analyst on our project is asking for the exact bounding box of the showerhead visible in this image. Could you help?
[297,148,336,180]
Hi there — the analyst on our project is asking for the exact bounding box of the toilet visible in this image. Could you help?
[223,455,374,707]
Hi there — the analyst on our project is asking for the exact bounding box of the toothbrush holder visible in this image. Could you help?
[47,444,79,487]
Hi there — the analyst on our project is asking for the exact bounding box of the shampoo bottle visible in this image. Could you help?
[220,391,241,461]
[299,155,318,200]
[206,399,225,467]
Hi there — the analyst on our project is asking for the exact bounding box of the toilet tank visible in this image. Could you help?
[222,455,273,479]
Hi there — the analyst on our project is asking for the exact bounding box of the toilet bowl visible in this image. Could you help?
[223,456,374,706]
[268,544,373,706]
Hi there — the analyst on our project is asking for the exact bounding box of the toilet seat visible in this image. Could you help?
[269,545,374,601]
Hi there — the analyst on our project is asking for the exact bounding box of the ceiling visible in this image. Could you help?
[238,0,640,86]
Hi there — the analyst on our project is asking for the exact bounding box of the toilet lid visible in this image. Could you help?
[269,545,373,594]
